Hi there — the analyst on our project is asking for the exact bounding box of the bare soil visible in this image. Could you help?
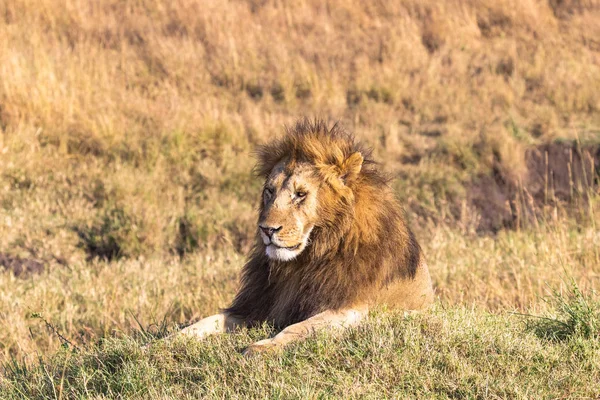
[469,142,599,232]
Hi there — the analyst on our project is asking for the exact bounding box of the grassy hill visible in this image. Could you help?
[3,303,600,398]
[0,0,599,398]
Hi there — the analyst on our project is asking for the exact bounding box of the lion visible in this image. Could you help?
[180,119,434,355]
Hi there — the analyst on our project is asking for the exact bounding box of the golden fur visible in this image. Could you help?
[225,119,434,328]
[181,119,433,355]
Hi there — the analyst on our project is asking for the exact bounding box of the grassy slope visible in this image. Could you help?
[1,0,600,398]
[2,306,600,399]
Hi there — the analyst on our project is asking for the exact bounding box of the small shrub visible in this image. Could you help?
[526,281,600,341]
[173,213,205,256]
[245,82,264,100]
[270,82,285,102]
[75,206,142,261]
[294,81,311,100]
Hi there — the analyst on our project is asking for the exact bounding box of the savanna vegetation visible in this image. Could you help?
[0,0,599,398]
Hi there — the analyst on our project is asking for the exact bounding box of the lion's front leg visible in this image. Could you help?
[243,307,367,356]
[180,312,245,338]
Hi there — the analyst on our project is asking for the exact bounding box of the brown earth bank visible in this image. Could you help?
[468,141,599,233]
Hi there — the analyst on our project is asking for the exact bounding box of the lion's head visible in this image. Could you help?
[255,119,372,262]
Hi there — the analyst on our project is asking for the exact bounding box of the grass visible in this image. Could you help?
[2,305,600,399]
[0,221,599,398]
[1,0,599,261]
[525,280,600,342]
[1,0,600,398]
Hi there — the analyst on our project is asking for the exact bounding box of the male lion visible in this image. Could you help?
[180,119,434,355]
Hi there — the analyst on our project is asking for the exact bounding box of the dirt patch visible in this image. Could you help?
[0,253,45,277]
[469,142,599,233]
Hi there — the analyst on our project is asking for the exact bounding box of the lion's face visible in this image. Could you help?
[258,161,320,261]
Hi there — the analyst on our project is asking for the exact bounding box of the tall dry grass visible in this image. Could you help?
[1,0,599,262]
[0,0,599,362]
[1,218,599,362]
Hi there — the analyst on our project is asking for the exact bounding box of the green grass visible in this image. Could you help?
[2,304,599,399]
[525,281,600,342]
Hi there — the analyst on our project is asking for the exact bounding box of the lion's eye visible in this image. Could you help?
[295,191,307,199]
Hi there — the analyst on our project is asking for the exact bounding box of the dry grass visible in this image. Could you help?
[1,0,599,262]
[0,1,600,397]
[1,218,598,364]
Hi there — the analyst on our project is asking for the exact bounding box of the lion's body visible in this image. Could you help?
[180,119,434,354]
[225,183,433,328]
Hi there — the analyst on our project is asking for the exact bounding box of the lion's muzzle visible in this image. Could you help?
[259,223,313,262]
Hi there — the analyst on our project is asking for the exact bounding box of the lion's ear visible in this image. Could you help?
[340,152,363,183]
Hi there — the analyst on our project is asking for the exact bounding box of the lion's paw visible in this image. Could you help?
[242,338,280,357]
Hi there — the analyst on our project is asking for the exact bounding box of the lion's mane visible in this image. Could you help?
[225,119,423,328]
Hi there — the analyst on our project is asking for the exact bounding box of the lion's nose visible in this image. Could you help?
[260,225,282,239]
